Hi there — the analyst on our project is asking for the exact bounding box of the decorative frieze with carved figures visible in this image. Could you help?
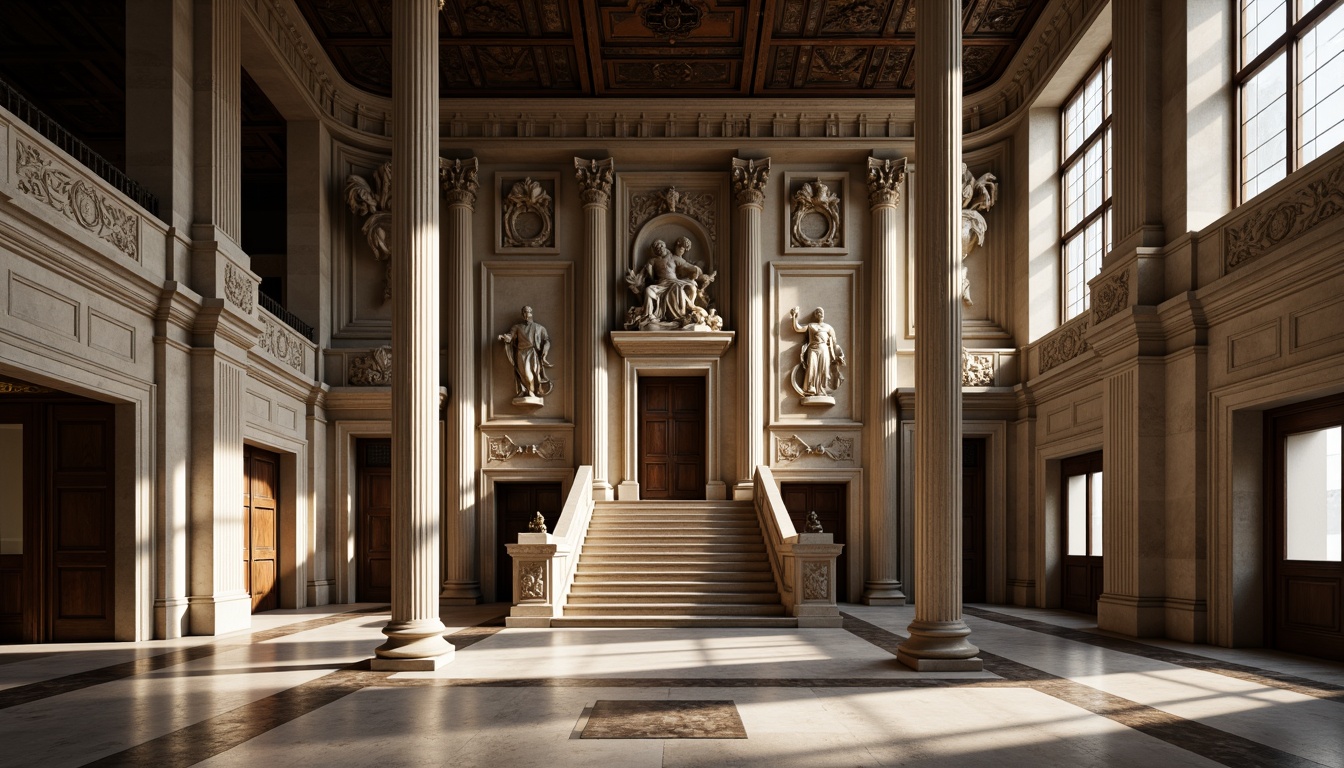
[487,434,566,463]
[776,434,854,464]
[961,348,995,386]
[257,315,306,373]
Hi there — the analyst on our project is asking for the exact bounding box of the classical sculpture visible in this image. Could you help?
[789,306,846,405]
[497,306,553,406]
[959,164,999,305]
[623,236,718,330]
[344,162,393,302]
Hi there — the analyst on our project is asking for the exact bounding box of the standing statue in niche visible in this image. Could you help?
[624,237,720,331]
[789,306,846,405]
[497,305,553,407]
[959,164,999,305]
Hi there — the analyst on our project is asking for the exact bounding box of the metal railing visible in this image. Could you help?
[259,291,315,341]
[1,78,159,216]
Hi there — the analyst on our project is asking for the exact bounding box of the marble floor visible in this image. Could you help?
[1,604,1341,767]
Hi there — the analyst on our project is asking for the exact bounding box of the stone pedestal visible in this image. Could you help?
[373,0,452,670]
[896,0,980,671]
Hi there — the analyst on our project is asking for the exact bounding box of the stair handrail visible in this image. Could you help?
[754,465,845,627]
[505,465,594,627]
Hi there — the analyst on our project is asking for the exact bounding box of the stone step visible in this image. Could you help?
[581,544,766,554]
[567,591,780,604]
[575,560,772,572]
[563,602,787,616]
[583,534,765,544]
[569,581,776,593]
[550,616,799,628]
[587,518,760,527]
[573,570,774,582]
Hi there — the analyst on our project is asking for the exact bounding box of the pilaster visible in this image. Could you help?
[125,0,194,239]
[190,0,242,250]
[896,0,980,671]
[731,156,770,500]
[440,157,482,605]
[286,120,332,344]
[575,157,615,501]
[864,157,907,605]
[374,0,452,669]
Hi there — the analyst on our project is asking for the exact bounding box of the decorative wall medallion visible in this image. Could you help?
[961,348,995,387]
[349,346,392,386]
[628,186,717,243]
[790,181,841,248]
[867,157,905,208]
[519,562,546,600]
[497,305,554,405]
[575,157,614,208]
[344,161,393,301]
[257,316,306,373]
[1038,318,1090,374]
[501,178,554,248]
[1226,161,1344,271]
[1091,270,1129,324]
[441,157,480,207]
[639,0,703,41]
[788,306,846,405]
[14,140,140,260]
[960,164,1000,306]
[803,562,829,600]
[776,434,854,463]
[224,263,255,313]
[624,237,719,331]
[731,157,770,208]
[487,434,566,462]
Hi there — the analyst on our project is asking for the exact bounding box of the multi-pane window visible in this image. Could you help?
[1240,0,1344,200]
[1060,52,1112,322]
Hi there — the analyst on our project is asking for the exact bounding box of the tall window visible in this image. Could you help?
[1240,0,1344,200]
[1060,52,1112,322]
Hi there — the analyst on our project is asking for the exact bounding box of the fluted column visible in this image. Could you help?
[373,0,452,670]
[575,158,615,501]
[190,0,241,247]
[440,158,482,604]
[1112,0,1165,258]
[896,0,980,671]
[864,158,907,605]
[731,157,770,500]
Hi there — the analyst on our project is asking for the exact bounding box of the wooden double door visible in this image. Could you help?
[638,377,706,500]
[1267,396,1344,661]
[356,438,392,603]
[0,397,116,643]
[243,446,281,613]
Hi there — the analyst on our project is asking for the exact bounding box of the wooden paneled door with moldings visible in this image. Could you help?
[779,482,848,601]
[494,482,563,602]
[243,446,280,613]
[1267,396,1344,661]
[1061,451,1104,615]
[638,377,706,500]
[357,438,392,603]
[963,438,988,604]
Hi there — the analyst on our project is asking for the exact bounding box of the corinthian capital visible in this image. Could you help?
[731,157,770,208]
[574,157,614,208]
[441,157,480,208]
[867,157,906,209]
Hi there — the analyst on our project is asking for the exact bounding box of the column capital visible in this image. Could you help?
[731,157,771,208]
[441,157,479,209]
[867,157,907,210]
[574,157,614,209]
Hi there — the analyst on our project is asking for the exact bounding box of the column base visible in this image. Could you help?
[187,591,252,636]
[862,582,907,605]
[617,481,640,500]
[593,480,615,501]
[373,618,454,670]
[1097,594,1165,637]
[440,581,482,605]
[732,482,754,501]
[154,597,190,640]
[895,618,981,671]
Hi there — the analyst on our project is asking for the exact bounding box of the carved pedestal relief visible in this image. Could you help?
[960,164,999,305]
[788,306,846,405]
[344,161,393,302]
[497,305,554,406]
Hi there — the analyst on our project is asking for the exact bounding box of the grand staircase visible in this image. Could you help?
[550,500,797,627]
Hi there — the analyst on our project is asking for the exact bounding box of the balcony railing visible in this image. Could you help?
[2,78,159,216]
[259,292,315,342]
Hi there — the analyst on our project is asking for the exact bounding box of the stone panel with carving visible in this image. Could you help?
[14,140,140,260]
[961,348,995,386]
[1091,270,1129,324]
[790,180,841,248]
[349,347,392,386]
[487,434,565,462]
[1225,160,1344,272]
[629,186,718,244]
[803,561,829,600]
[519,562,546,600]
[776,434,854,463]
[224,263,255,313]
[1038,317,1090,375]
[257,316,307,373]
[501,177,555,248]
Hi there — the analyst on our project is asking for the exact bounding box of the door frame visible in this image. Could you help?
[241,436,302,611]
[1060,450,1105,615]
[334,421,390,604]
[618,360,727,501]
[481,469,574,604]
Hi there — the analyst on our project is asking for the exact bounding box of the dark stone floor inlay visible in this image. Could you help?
[581,699,747,739]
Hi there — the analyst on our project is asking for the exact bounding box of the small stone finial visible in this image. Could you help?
[805,511,824,534]
[528,511,548,534]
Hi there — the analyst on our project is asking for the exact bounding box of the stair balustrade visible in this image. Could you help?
[506,465,594,627]
[753,465,845,627]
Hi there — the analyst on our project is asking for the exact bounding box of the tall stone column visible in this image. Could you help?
[190,0,241,251]
[574,157,615,500]
[373,0,452,669]
[440,158,482,605]
[730,157,770,500]
[864,158,907,605]
[896,0,981,671]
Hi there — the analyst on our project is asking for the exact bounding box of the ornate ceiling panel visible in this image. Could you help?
[292,0,1047,98]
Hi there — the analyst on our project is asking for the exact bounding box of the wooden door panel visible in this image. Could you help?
[357,439,392,603]
[244,447,280,613]
[1281,577,1340,631]
[638,377,705,500]
[48,404,115,642]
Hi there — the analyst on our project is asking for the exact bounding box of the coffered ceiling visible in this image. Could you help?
[294,0,1048,98]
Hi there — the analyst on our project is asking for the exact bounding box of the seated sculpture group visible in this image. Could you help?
[624,237,721,331]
